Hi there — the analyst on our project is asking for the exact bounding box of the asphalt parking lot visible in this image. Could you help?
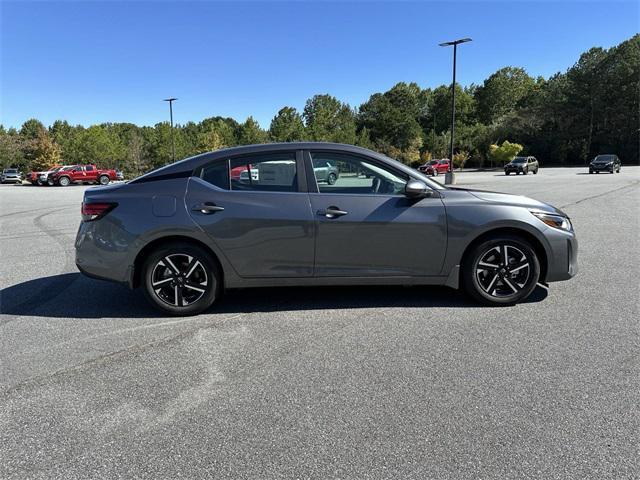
[1,167,638,479]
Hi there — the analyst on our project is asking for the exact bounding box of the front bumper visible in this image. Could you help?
[590,164,613,171]
[2,177,22,183]
[543,228,578,282]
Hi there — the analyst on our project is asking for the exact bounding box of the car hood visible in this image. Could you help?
[451,187,566,216]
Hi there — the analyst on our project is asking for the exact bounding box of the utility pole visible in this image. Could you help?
[163,98,178,162]
[439,38,472,185]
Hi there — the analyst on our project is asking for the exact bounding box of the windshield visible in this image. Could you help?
[512,157,526,163]
[61,166,76,171]
[4,169,18,173]
[427,160,438,165]
[594,155,613,162]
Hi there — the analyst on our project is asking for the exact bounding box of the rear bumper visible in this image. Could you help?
[75,221,134,286]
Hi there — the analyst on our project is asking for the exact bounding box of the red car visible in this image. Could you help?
[418,159,451,176]
[50,164,119,186]
[27,165,62,185]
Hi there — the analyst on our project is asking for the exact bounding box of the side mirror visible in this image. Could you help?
[405,180,430,198]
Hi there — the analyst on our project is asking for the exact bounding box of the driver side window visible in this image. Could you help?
[310,152,407,195]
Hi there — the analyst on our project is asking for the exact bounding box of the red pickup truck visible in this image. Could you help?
[50,164,121,186]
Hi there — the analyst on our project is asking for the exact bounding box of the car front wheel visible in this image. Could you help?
[327,173,337,185]
[142,242,220,315]
[463,235,540,305]
[99,175,110,185]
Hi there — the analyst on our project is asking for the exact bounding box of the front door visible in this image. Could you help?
[306,151,447,277]
[187,150,315,278]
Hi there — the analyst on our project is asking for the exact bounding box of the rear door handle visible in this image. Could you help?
[192,202,224,214]
[318,206,348,218]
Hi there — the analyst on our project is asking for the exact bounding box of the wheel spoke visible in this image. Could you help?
[185,259,202,279]
[184,282,205,293]
[174,285,179,306]
[485,273,499,292]
[164,256,180,275]
[503,277,519,294]
[503,245,509,265]
[152,277,172,287]
[510,261,529,273]
[478,261,499,269]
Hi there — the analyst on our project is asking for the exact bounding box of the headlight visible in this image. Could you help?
[531,211,573,232]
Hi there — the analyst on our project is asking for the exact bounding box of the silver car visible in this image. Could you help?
[75,143,578,315]
[1,168,22,184]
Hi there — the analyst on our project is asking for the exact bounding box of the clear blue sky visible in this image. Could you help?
[2,1,638,129]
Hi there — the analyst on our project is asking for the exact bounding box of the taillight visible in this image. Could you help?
[81,202,117,221]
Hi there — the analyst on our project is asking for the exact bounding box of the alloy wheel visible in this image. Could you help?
[475,244,531,298]
[151,253,209,307]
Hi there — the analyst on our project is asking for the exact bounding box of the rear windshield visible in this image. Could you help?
[4,169,18,173]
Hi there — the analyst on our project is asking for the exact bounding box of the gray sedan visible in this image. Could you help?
[75,143,578,315]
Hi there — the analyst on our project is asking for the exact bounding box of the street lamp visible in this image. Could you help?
[163,97,178,162]
[439,37,472,185]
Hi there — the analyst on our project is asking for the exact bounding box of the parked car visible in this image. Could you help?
[26,166,59,185]
[76,142,578,315]
[589,154,621,174]
[50,164,119,186]
[312,158,340,184]
[505,156,539,175]
[1,168,22,184]
[418,159,450,176]
[39,166,68,185]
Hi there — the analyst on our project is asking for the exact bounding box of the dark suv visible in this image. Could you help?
[589,154,621,174]
[505,156,539,175]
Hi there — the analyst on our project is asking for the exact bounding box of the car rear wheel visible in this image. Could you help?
[463,235,540,305]
[99,175,110,185]
[505,171,510,175]
[58,176,71,186]
[142,242,220,315]
[533,168,538,174]
[327,173,337,185]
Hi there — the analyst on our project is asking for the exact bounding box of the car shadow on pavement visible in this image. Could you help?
[1,272,548,319]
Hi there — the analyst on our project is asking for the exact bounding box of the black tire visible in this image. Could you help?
[505,171,510,175]
[58,176,71,186]
[327,173,337,185]
[616,168,621,173]
[589,170,593,174]
[47,179,54,186]
[98,175,110,185]
[462,235,541,306]
[533,168,538,174]
[36,178,43,185]
[142,242,221,315]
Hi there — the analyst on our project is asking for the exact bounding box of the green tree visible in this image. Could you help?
[269,107,306,142]
[475,67,536,124]
[30,132,62,171]
[238,116,267,145]
[20,119,46,140]
[303,94,357,144]
[489,140,523,165]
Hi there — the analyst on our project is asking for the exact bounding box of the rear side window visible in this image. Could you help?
[230,153,298,192]
[200,161,230,190]
[86,165,94,171]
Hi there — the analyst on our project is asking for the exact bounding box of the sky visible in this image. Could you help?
[1,1,638,129]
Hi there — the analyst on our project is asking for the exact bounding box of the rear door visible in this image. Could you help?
[84,165,98,182]
[306,150,447,277]
[186,150,316,278]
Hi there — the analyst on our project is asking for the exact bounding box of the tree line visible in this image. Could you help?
[1,35,637,177]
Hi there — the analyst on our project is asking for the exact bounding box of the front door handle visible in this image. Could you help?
[318,206,348,218]
[192,202,224,214]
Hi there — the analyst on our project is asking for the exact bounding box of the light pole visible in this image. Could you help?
[439,37,472,185]
[163,97,177,162]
